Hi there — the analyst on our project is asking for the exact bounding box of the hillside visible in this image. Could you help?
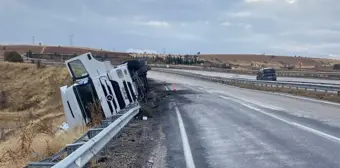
[0,62,85,167]
[0,45,131,64]
[199,54,340,70]
[1,44,339,70]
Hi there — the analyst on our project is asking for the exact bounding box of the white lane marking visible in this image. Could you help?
[219,95,340,143]
[291,123,340,143]
[175,105,196,168]
[164,85,169,91]
[217,91,286,111]
[197,87,213,94]
[273,93,340,107]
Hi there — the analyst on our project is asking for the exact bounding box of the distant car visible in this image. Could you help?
[256,68,277,81]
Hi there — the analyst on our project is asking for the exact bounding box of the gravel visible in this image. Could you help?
[93,79,169,168]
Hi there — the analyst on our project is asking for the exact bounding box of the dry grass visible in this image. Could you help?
[87,101,104,127]
[199,54,339,68]
[0,62,71,112]
[0,122,87,168]
[0,62,77,167]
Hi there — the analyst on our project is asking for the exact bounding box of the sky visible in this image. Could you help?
[0,0,339,58]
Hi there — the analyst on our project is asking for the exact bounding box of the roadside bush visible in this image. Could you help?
[4,51,23,63]
[333,64,340,70]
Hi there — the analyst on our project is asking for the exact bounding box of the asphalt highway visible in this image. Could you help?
[148,70,340,168]
[166,69,340,85]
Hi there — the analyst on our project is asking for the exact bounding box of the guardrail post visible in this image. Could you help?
[66,142,85,155]
[102,120,113,128]
[87,128,104,139]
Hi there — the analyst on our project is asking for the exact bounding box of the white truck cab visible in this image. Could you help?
[60,52,138,128]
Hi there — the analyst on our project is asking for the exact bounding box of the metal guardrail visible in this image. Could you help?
[26,104,140,168]
[232,77,340,87]
[149,64,340,79]
[277,80,340,86]
[155,69,340,96]
[153,68,340,87]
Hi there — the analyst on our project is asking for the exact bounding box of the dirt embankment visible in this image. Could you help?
[0,62,71,127]
[0,62,87,168]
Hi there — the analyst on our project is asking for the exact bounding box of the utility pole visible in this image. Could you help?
[32,36,35,44]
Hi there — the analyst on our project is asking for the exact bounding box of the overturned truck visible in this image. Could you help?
[60,52,149,128]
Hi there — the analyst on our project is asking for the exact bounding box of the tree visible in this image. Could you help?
[179,56,183,64]
[193,55,198,64]
[167,54,174,64]
[184,54,189,65]
[4,51,23,63]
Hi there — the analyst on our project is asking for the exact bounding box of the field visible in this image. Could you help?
[1,44,340,71]
[199,54,340,71]
[0,62,86,168]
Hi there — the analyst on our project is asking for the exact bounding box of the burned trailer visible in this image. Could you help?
[60,52,147,128]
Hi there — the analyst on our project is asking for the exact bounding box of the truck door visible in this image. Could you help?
[73,78,105,122]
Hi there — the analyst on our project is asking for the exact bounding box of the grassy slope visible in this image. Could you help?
[0,62,86,168]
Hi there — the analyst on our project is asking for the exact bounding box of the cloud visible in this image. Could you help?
[245,0,274,3]
[135,21,170,27]
[229,11,252,17]
[221,22,232,26]
[286,0,297,4]
[0,0,339,57]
